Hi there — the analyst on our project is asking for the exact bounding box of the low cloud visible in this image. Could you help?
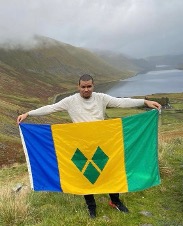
[0,0,183,57]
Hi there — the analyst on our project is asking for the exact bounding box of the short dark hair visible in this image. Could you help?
[79,74,94,85]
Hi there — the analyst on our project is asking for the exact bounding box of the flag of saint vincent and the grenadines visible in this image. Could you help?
[19,109,161,195]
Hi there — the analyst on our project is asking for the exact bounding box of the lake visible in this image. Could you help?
[106,69,183,97]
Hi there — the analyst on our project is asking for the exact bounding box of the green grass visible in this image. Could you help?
[1,95,183,225]
[0,137,182,226]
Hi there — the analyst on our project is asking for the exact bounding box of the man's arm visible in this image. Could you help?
[16,96,71,124]
[104,93,161,109]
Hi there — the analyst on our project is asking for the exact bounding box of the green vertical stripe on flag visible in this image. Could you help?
[122,110,161,192]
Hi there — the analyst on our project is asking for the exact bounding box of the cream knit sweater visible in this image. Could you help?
[28,92,144,123]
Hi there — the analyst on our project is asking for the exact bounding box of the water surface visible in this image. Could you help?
[106,69,183,97]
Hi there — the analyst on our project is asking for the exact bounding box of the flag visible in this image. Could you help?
[19,110,160,194]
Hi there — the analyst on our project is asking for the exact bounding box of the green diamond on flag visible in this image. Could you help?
[71,148,87,172]
[92,146,109,171]
[83,162,100,184]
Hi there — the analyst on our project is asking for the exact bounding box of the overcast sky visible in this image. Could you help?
[0,0,183,58]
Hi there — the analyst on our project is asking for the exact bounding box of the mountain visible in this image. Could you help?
[0,36,134,167]
[89,49,155,73]
[91,50,183,72]
[146,54,183,68]
[0,36,131,100]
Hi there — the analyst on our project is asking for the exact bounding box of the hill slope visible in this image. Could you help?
[0,36,130,100]
[0,36,133,167]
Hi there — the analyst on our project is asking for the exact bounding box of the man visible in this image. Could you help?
[17,74,161,218]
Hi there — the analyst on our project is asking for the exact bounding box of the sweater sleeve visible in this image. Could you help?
[102,94,145,108]
[28,97,70,116]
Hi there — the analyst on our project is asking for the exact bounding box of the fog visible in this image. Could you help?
[0,0,183,57]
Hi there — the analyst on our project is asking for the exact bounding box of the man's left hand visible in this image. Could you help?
[144,100,161,110]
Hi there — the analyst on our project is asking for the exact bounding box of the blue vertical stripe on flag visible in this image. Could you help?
[20,124,62,191]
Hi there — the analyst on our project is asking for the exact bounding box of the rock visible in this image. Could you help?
[102,215,110,222]
[140,224,153,226]
[139,211,153,217]
[12,183,23,192]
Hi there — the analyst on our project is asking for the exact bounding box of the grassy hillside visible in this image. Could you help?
[0,36,130,86]
[0,36,135,167]
[0,94,182,225]
[0,36,133,107]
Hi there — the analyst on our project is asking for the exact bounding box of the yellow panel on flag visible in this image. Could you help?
[51,118,128,194]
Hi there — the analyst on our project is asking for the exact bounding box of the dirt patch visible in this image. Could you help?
[0,142,25,168]
[159,131,183,142]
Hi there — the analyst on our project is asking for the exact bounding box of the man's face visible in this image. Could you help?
[78,79,94,99]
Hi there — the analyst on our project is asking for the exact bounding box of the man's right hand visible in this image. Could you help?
[17,113,28,124]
